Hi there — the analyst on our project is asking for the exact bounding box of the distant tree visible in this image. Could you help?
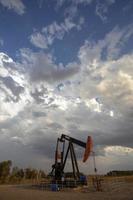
[0,160,12,183]
[18,168,25,179]
[25,168,31,179]
[0,160,47,184]
[30,169,38,179]
[12,167,19,177]
[107,170,133,176]
[25,168,38,179]
[39,170,46,179]
[10,167,25,182]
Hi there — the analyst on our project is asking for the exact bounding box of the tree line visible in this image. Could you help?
[0,160,46,184]
[107,170,133,176]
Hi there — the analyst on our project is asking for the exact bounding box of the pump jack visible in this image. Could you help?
[50,134,93,183]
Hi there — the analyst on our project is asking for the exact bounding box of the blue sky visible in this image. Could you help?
[0,0,132,63]
[0,0,133,173]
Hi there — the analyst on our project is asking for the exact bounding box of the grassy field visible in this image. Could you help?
[0,176,133,200]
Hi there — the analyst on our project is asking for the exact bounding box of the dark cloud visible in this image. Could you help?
[0,76,24,101]
[29,135,56,159]
[21,50,80,83]
[47,122,63,130]
[30,87,55,106]
[30,87,48,103]
[64,103,133,152]
[30,60,79,83]
[32,111,47,118]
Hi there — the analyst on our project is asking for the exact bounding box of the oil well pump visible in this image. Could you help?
[50,134,93,183]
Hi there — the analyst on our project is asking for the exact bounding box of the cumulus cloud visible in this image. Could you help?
[64,25,133,161]
[0,23,133,172]
[0,0,25,15]
[78,24,133,115]
[20,48,80,83]
[30,17,84,49]
[0,52,31,121]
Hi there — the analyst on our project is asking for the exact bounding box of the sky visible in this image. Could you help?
[0,0,133,174]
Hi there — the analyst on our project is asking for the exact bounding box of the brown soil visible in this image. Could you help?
[0,182,132,200]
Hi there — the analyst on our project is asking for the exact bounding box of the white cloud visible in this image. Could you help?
[30,17,84,49]
[85,98,102,113]
[0,52,31,121]
[0,0,25,15]
[96,59,133,113]
[76,24,133,119]
[30,32,48,49]
[27,24,133,118]
[78,24,133,67]
[105,146,133,156]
